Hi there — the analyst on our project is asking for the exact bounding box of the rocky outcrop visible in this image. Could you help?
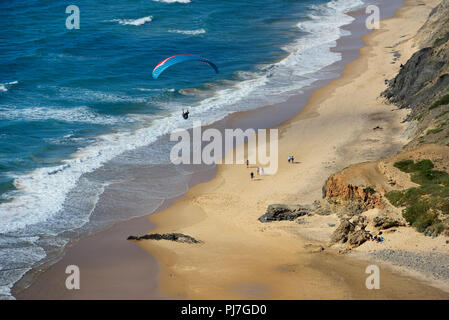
[127,233,201,244]
[381,0,449,147]
[323,174,384,210]
[330,217,370,248]
[347,229,370,247]
[258,204,311,222]
[382,0,449,113]
[373,215,403,230]
[330,219,355,243]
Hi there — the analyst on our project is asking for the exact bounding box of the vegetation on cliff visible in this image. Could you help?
[385,159,449,236]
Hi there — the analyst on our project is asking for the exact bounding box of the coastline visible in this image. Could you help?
[14,0,448,299]
[12,0,382,299]
[138,0,449,299]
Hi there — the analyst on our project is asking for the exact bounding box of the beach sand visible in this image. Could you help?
[15,0,449,300]
[137,0,449,299]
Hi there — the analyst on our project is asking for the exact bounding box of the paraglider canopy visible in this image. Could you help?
[152,54,218,79]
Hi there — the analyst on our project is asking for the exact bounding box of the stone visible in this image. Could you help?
[127,233,201,244]
[258,204,310,223]
[330,219,355,243]
[373,216,401,229]
[348,229,369,247]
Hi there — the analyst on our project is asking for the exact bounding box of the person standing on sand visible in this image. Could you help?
[250,172,254,180]
[257,167,260,175]
[246,159,249,168]
[260,167,264,176]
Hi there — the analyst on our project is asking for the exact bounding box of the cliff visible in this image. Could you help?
[382,0,449,147]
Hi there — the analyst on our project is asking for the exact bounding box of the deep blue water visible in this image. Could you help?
[0,0,365,298]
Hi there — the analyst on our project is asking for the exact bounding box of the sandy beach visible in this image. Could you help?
[137,0,449,299]
[13,0,449,300]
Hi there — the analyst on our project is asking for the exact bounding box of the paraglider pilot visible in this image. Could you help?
[182,109,189,120]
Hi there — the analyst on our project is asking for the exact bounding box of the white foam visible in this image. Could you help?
[0,81,18,92]
[0,0,369,299]
[0,106,130,125]
[111,16,153,26]
[168,0,365,118]
[0,0,365,235]
[136,88,175,92]
[153,0,191,3]
[168,28,206,35]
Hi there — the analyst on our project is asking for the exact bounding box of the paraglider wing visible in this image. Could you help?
[152,54,218,79]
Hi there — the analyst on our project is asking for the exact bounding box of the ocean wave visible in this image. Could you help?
[136,88,175,92]
[0,105,198,235]
[0,81,18,92]
[43,86,148,104]
[0,0,365,236]
[0,106,130,125]
[167,0,365,118]
[110,16,153,26]
[168,28,206,35]
[0,0,367,299]
[153,0,191,3]
[0,0,367,235]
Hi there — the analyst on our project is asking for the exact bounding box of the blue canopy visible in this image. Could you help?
[152,54,218,79]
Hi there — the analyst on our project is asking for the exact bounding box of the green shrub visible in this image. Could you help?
[426,127,443,135]
[430,94,449,110]
[363,186,376,195]
[403,200,430,225]
[385,190,405,206]
[413,159,434,171]
[393,160,415,172]
[411,168,448,185]
[414,213,438,233]
[386,159,449,235]
[427,222,445,235]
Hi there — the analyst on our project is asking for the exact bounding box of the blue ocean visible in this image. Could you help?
[0,0,365,298]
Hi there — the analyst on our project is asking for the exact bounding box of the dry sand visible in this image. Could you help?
[137,0,449,299]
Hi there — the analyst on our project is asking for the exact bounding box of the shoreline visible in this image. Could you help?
[14,0,445,299]
[13,0,381,300]
[138,0,449,299]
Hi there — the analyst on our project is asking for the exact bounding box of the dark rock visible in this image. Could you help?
[258,204,310,223]
[330,219,355,243]
[348,229,369,247]
[127,233,201,244]
[373,216,401,229]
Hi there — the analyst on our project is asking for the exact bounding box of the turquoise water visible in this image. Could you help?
[0,0,365,298]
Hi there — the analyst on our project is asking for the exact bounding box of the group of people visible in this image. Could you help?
[366,231,384,243]
[247,160,264,180]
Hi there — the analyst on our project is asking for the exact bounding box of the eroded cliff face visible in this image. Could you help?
[382,0,449,147]
[323,174,384,210]
[323,144,449,239]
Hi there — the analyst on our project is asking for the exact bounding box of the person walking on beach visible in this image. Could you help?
[246,159,249,168]
[250,172,254,180]
[260,167,264,176]
[257,167,260,175]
